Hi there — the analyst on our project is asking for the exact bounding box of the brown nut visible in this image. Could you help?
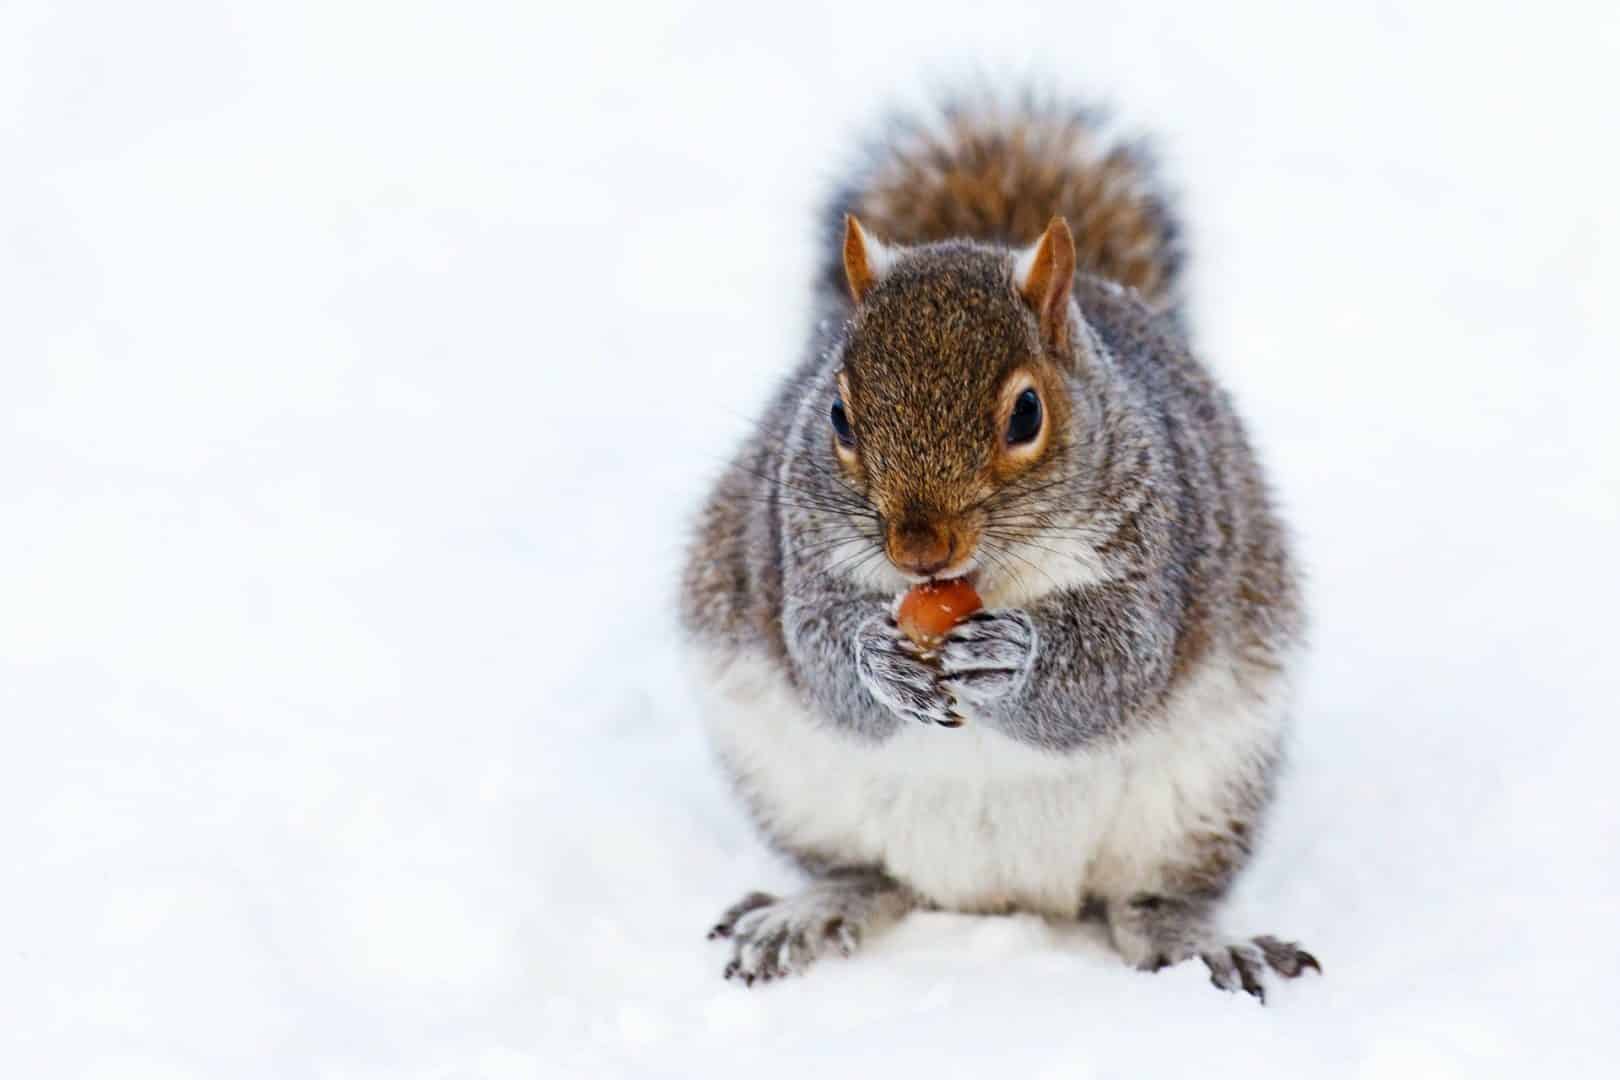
[896,578,983,651]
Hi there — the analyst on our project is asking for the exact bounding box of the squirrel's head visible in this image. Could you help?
[821,215,1103,597]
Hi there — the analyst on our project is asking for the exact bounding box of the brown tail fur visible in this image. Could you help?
[823,93,1184,318]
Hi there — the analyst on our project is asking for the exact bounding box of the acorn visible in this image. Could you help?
[896,578,983,652]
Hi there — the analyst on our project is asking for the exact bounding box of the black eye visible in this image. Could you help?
[830,397,855,447]
[1007,388,1042,445]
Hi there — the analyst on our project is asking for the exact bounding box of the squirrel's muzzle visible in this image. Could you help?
[886,516,971,579]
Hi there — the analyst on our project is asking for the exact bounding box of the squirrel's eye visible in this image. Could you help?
[1007,388,1042,445]
[830,397,855,448]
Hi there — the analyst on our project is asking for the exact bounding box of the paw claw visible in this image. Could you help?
[1193,936,1320,1001]
[708,891,776,941]
[710,881,891,985]
[856,614,959,725]
[1253,935,1322,978]
[1200,944,1268,1003]
[1237,963,1265,1002]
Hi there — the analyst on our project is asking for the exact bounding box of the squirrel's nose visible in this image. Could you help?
[886,519,958,578]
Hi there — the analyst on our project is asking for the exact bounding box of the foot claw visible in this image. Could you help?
[1235,958,1265,1002]
[707,879,897,986]
[1201,944,1270,1003]
[706,891,775,942]
[1253,935,1323,978]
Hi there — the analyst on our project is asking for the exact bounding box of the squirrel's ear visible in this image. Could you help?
[843,214,894,304]
[1015,217,1077,349]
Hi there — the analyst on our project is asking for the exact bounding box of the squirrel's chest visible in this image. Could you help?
[694,650,1126,915]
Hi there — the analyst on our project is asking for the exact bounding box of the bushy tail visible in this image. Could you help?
[823,91,1185,316]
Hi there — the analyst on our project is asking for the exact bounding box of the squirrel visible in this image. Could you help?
[680,94,1319,1000]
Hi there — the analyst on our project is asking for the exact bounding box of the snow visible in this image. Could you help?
[4,2,1618,1076]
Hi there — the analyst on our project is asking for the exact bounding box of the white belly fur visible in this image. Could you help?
[693,646,1291,917]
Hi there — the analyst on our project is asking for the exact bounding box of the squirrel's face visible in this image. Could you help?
[826,217,1084,589]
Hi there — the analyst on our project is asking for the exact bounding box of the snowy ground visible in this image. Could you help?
[5,2,1619,1077]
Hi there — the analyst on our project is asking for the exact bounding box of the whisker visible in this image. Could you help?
[981,508,1107,532]
[790,518,879,537]
[713,486,880,519]
[722,461,875,512]
[818,541,888,581]
[974,541,1026,595]
[972,471,1085,513]
[984,534,1108,581]
[983,525,1109,541]
[978,540,1037,595]
[796,532,882,559]
[979,535,1063,593]
[745,496,873,521]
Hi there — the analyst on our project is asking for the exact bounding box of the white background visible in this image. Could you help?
[4,2,1618,1076]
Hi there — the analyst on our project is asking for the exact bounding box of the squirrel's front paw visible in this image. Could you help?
[937,609,1037,710]
[855,615,959,726]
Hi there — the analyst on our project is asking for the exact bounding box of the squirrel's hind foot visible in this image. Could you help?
[707,871,911,986]
[1110,895,1320,1003]
[1198,937,1320,1003]
[706,891,775,941]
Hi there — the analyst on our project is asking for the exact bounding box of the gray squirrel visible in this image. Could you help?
[679,95,1319,1000]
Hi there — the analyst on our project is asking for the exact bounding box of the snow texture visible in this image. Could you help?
[4,2,1618,1077]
